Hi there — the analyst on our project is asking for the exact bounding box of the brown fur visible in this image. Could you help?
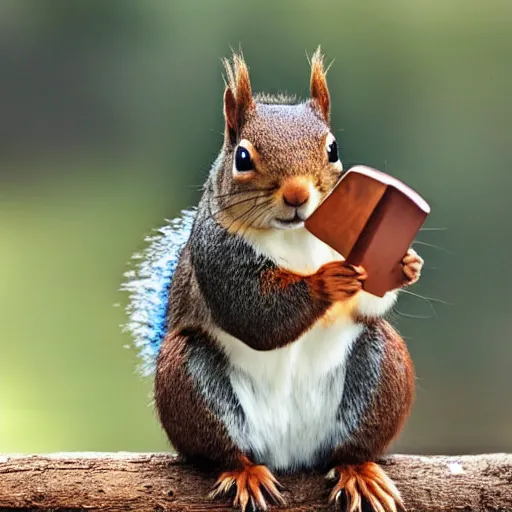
[261,261,366,303]
[308,261,368,303]
[310,47,331,123]
[260,267,304,294]
[378,321,416,440]
[154,330,242,468]
[212,48,340,237]
[223,54,255,142]
[260,262,367,331]
[330,320,415,465]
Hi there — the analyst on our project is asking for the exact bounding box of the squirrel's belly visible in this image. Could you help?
[213,319,363,472]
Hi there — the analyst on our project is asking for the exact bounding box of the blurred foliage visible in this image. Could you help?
[0,0,511,454]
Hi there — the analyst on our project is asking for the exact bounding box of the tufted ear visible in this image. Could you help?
[310,46,331,124]
[222,53,255,144]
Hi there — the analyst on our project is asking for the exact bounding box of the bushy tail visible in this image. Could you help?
[121,208,197,375]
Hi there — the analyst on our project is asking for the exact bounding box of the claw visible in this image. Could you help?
[327,462,404,512]
[209,458,284,511]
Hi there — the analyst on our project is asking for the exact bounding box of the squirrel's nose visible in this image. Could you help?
[282,178,310,207]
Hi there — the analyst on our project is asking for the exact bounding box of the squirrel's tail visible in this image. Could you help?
[121,208,196,375]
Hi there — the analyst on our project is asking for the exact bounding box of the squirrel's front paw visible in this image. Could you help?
[401,248,423,286]
[209,457,285,511]
[311,261,367,302]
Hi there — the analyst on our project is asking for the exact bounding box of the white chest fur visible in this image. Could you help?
[215,228,362,471]
[214,319,363,471]
[213,226,396,470]
[244,226,343,274]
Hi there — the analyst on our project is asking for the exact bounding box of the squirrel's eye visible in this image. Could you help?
[235,146,254,172]
[326,137,339,163]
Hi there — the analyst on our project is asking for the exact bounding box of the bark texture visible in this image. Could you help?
[0,452,511,511]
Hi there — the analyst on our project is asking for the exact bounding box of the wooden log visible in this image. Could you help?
[0,452,511,511]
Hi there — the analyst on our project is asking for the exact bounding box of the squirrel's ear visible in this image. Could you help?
[309,46,331,124]
[223,53,255,144]
[223,87,237,134]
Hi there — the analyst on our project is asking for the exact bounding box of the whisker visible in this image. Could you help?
[412,240,455,255]
[213,186,278,200]
[208,128,225,138]
[238,200,274,235]
[239,203,264,230]
[225,209,252,233]
[236,209,263,238]
[399,290,436,317]
[184,184,203,191]
[400,289,453,306]
[225,201,270,233]
[238,199,275,236]
[240,202,272,235]
[392,307,436,320]
[210,194,271,218]
[254,209,271,230]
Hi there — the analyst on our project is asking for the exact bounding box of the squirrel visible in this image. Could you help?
[123,47,424,512]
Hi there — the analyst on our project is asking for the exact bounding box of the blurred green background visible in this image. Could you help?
[1,0,511,455]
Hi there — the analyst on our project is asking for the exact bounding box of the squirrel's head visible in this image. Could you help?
[211,47,343,233]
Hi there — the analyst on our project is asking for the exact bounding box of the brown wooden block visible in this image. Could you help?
[305,166,430,297]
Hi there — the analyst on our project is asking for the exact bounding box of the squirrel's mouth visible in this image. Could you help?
[273,212,305,229]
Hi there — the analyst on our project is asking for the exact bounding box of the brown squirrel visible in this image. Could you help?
[153,48,423,512]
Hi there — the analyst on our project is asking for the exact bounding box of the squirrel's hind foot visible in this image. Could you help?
[209,456,285,511]
[327,462,403,512]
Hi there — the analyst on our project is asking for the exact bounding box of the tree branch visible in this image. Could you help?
[0,453,511,511]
